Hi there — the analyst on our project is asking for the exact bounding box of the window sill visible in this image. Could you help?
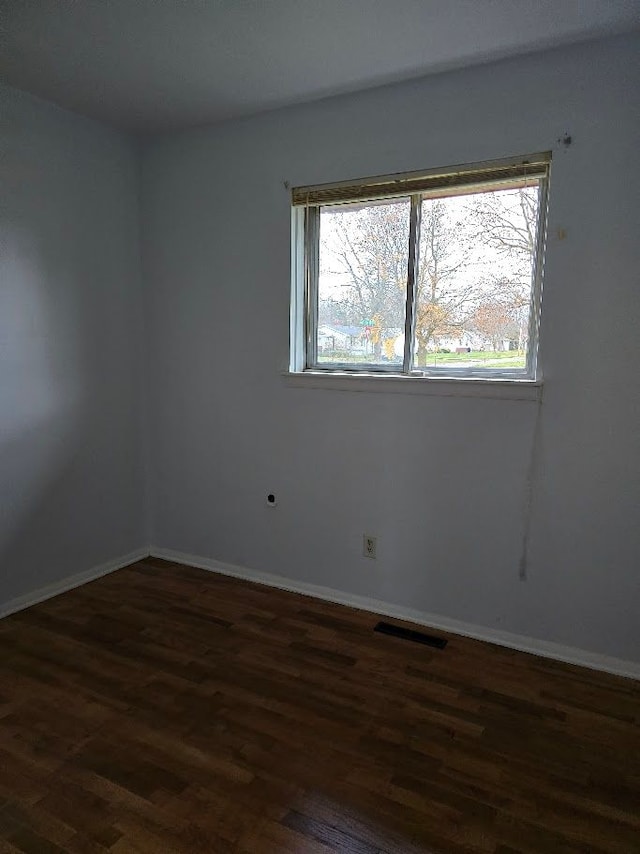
[282,371,543,401]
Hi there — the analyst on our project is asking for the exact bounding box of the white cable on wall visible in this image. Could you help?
[519,388,544,581]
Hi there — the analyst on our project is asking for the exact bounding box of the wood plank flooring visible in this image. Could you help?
[0,557,638,853]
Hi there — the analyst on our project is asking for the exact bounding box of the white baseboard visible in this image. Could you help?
[0,547,149,619]
[150,546,640,682]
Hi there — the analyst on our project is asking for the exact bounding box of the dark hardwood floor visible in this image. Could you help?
[0,558,638,853]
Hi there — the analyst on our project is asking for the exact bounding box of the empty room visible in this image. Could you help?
[1,2,639,852]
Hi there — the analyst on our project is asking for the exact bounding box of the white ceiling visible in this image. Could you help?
[2,0,639,132]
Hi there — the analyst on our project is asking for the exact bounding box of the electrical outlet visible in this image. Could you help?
[363,534,377,559]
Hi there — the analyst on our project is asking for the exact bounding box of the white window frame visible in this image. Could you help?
[290,153,550,383]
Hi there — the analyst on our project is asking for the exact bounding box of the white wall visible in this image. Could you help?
[0,86,147,603]
[141,34,640,664]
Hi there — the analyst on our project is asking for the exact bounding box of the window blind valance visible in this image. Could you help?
[292,152,551,207]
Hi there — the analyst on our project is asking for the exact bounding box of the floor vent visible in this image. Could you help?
[374,621,448,649]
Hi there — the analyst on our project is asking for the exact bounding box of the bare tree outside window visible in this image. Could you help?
[317,184,541,371]
[318,199,408,365]
[293,154,550,379]
[466,186,540,356]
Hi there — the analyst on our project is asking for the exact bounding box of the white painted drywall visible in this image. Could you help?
[0,86,147,602]
[4,0,640,131]
[141,34,640,664]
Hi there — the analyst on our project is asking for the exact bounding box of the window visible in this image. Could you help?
[290,153,550,381]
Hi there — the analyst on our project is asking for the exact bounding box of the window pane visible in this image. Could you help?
[413,183,541,372]
[317,198,410,367]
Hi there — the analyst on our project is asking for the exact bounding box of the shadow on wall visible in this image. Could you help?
[0,224,87,598]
